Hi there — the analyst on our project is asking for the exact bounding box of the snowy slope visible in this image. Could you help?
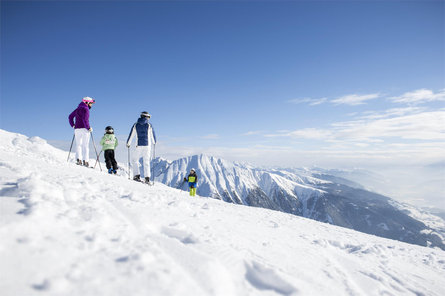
[1,129,445,296]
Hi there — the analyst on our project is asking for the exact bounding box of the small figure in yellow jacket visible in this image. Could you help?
[184,168,198,196]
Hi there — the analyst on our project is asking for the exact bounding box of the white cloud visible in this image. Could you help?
[287,97,328,106]
[333,111,445,141]
[331,93,380,105]
[287,98,312,104]
[200,134,220,140]
[288,93,380,106]
[287,88,445,107]
[287,128,333,140]
[243,131,264,136]
[271,110,445,143]
[389,89,445,104]
[358,107,425,120]
[309,98,328,106]
[264,128,332,140]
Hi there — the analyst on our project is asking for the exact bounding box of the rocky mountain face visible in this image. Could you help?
[153,155,445,250]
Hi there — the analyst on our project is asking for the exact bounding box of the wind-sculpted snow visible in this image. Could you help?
[1,129,445,295]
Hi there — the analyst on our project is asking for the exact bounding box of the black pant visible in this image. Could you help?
[104,150,118,170]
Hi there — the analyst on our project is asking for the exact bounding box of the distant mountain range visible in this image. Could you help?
[153,154,445,250]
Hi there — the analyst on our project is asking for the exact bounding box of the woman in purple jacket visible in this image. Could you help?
[68,97,95,166]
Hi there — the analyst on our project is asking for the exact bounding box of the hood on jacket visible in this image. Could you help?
[78,102,89,109]
[137,117,149,125]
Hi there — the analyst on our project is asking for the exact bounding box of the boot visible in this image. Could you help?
[145,177,150,183]
[83,160,89,167]
[76,159,82,165]
[108,168,113,174]
[133,175,141,182]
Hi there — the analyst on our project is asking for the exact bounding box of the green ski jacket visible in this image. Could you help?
[100,134,118,151]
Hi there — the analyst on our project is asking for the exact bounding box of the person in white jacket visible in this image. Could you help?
[126,111,157,183]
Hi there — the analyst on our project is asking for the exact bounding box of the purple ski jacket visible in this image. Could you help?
[68,102,90,130]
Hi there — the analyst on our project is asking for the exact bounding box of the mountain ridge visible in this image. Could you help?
[153,154,445,250]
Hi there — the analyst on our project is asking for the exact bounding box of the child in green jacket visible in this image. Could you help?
[100,126,118,174]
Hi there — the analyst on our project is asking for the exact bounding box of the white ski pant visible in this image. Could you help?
[74,128,90,161]
[132,146,152,178]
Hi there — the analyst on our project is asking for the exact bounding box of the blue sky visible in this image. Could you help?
[1,0,444,173]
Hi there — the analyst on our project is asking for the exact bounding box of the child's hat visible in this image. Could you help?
[105,126,114,133]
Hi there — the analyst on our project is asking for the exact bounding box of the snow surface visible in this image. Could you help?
[1,129,445,296]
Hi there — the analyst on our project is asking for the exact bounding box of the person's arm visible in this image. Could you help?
[149,123,157,145]
[115,136,118,148]
[126,124,136,147]
[68,110,76,128]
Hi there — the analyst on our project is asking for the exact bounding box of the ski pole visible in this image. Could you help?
[90,132,102,172]
[94,150,103,169]
[127,146,131,180]
[151,143,156,185]
[67,133,75,162]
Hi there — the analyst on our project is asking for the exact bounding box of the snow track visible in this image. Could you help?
[1,130,445,295]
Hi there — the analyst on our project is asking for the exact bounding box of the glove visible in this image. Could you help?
[183,178,187,182]
[126,144,130,148]
[89,127,93,132]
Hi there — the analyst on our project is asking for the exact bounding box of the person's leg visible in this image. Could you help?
[74,129,83,162]
[132,147,141,178]
[82,129,90,163]
[110,150,118,170]
[104,150,112,170]
[141,146,151,179]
